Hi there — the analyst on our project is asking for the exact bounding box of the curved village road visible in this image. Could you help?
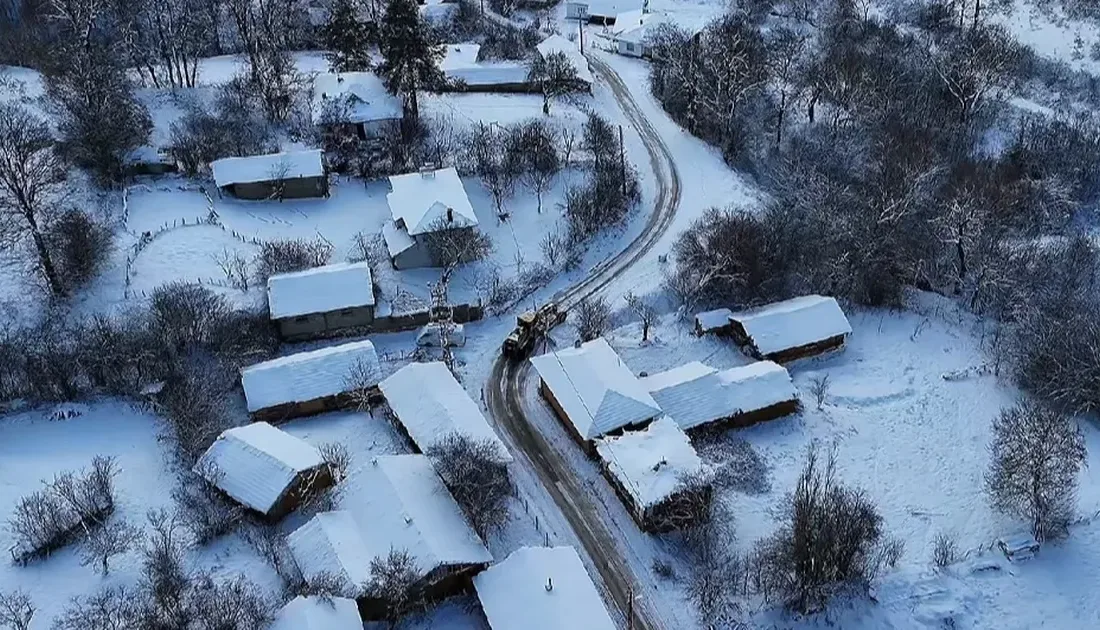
[484,55,682,630]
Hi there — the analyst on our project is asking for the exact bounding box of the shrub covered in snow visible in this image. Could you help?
[254,237,334,285]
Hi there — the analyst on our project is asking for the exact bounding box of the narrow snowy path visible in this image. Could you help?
[483,52,682,630]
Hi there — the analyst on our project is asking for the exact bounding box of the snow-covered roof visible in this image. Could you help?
[241,340,380,413]
[386,167,478,236]
[125,145,173,165]
[441,43,530,87]
[638,361,716,392]
[312,72,403,125]
[381,219,416,257]
[415,322,466,347]
[536,34,594,84]
[731,295,852,357]
[290,455,492,588]
[211,149,324,187]
[474,546,617,630]
[595,416,704,509]
[270,596,362,630]
[287,510,375,591]
[647,361,797,431]
[379,361,511,461]
[267,261,375,320]
[530,338,662,439]
[694,307,733,333]
[584,0,631,18]
[194,422,324,514]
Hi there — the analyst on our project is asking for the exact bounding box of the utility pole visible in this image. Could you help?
[627,583,634,630]
[579,18,584,55]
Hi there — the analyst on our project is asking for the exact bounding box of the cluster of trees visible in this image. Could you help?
[426,433,515,539]
[563,113,640,243]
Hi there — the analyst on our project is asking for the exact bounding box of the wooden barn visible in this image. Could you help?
[641,360,800,433]
[287,455,493,620]
[240,340,381,422]
[211,149,328,200]
[594,417,712,533]
[267,262,376,340]
[728,295,852,363]
[193,422,333,520]
[529,337,663,449]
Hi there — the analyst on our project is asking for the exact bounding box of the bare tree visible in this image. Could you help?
[345,357,381,411]
[558,125,578,165]
[466,122,523,220]
[681,500,744,627]
[188,574,277,629]
[926,24,1020,124]
[254,237,334,284]
[539,229,568,268]
[364,548,424,628]
[573,295,611,342]
[986,401,1086,542]
[527,51,581,115]
[751,446,902,613]
[426,432,514,539]
[172,464,243,544]
[421,223,493,277]
[243,523,297,584]
[809,374,830,410]
[140,509,193,627]
[520,119,561,213]
[625,291,659,342]
[53,586,138,630]
[214,248,252,291]
[0,103,67,296]
[0,590,34,630]
[80,518,142,575]
[318,441,352,482]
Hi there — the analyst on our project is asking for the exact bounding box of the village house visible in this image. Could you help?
[530,337,663,448]
[694,307,734,336]
[641,360,799,432]
[240,340,381,422]
[193,422,333,520]
[287,454,493,619]
[378,361,512,460]
[565,0,625,24]
[474,546,617,630]
[441,43,533,92]
[267,261,376,340]
[271,595,363,630]
[382,166,480,269]
[594,416,711,532]
[123,146,178,176]
[312,72,403,140]
[535,34,594,88]
[210,149,328,200]
[728,295,853,363]
[610,10,705,58]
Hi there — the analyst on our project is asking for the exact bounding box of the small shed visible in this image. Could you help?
[240,340,381,422]
[694,307,734,336]
[193,422,332,520]
[474,546,617,630]
[124,146,178,176]
[288,455,493,619]
[441,43,533,92]
[211,149,328,200]
[997,533,1040,562]
[378,361,511,460]
[728,295,852,363]
[530,338,663,447]
[267,261,376,340]
[271,595,363,630]
[641,360,799,432]
[594,417,711,532]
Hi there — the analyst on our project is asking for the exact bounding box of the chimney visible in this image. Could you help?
[404,515,413,524]
[446,207,454,223]
[639,371,648,378]
[545,577,553,592]
[574,339,582,349]
[652,457,667,472]
[420,163,437,178]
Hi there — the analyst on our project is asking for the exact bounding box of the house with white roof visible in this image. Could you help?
[566,0,632,24]
[729,295,852,363]
[694,307,734,336]
[210,149,327,200]
[641,360,799,432]
[241,340,381,422]
[594,416,711,532]
[267,261,376,339]
[441,43,533,92]
[529,337,663,446]
[382,166,480,269]
[312,72,403,138]
[378,361,512,461]
[288,454,493,619]
[535,34,594,86]
[474,546,617,630]
[611,9,707,58]
[193,422,332,519]
[270,595,363,630]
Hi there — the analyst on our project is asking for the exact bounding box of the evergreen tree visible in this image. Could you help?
[377,0,444,123]
[321,0,375,72]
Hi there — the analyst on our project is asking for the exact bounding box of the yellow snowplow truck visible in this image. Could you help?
[502,303,566,359]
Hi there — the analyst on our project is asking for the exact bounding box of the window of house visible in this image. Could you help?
[294,316,310,323]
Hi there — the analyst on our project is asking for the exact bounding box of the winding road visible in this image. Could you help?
[484,54,682,630]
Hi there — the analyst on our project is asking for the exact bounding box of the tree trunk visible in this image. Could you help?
[25,213,65,296]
